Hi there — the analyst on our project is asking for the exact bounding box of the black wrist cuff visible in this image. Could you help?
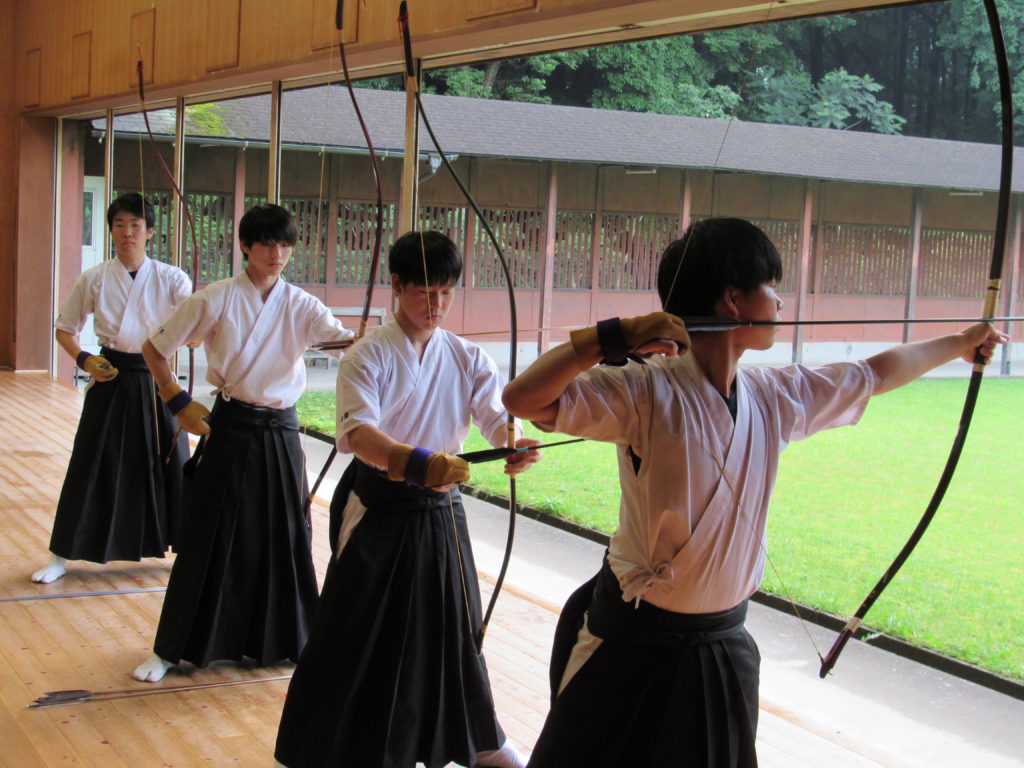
[404,446,432,487]
[166,390,192,416]
[596,317,630,366]
[76,350,92,369]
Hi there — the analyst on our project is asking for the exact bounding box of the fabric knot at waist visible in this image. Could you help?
[210,394,299,430]
[618,559,675,607]
[99,347,150,372]
[588,560,747,648]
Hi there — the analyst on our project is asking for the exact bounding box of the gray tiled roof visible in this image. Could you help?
[106,87,1023,193]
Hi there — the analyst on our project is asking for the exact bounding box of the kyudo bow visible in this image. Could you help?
[819,0,1014,677]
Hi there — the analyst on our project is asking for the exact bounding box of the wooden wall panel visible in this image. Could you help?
[238,0,345,71]
[921,188,999,230]
[70,32,92,100]
[712,172,767,217]
[14,117,56,371]
[820,181,911,225]
[554,163,597,211]
[467,0,538,22]
[418,156,474,205]
[333,155,402,203]
[311,0,357,50]
[149,0,209,98]
[11,0,900,114]
[23,48,41,108]
[766,176,806,220]
[601,168,663,213]
[472,159,543,208]
[656,169,684,215]
[129,9,155,89]
[0,0,17,367]
[206,0,240,72]
[56,123,87,383]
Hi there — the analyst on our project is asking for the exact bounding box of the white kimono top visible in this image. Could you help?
[336,318,511,455]
[150,272,354,409]
[332,318,514,553]
[537,352,876,615]
[55,257,191,353]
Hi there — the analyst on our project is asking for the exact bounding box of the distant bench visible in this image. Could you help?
[304,306,387,369]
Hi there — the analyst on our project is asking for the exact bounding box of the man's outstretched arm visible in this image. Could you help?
[867,322,1007,395]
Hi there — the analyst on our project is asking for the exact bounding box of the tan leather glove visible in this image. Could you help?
[76,352,118,382]
[569,312,690,369]
[388,443,470,488]
[158,381,212,436]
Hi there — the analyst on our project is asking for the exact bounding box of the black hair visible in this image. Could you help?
[106,193,155,229]
[388,230,463,286]
[657,217,783,317]
[238,204,298,249]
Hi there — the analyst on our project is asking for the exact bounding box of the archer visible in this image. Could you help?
[275,231,538,768]
[502,216,1005,768]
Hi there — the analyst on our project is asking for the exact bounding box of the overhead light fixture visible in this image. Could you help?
[949,190,984,196]
[624,166,657,175]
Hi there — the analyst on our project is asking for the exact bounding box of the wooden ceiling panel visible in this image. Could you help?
[12,0,925,115]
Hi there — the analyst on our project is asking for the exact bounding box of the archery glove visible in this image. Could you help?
[158,381,212,436]
[388,443,469,488]
[569,312,690,369]
[76,351,118,382]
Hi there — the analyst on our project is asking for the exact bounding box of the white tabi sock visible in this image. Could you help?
[476,739,527,768]
[133,652,174,682]
[31,553,67,584]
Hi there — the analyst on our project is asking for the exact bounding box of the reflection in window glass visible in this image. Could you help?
[184,95,272,286]
[82,191,93,247]
[98,107,178,263]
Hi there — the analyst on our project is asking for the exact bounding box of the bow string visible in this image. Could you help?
[304,0,388,527]
[399,1,520,650]
[135,51,203,396]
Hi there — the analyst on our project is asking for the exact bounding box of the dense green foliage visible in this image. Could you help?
[297,377,1024,680]
[364,0,1023,141]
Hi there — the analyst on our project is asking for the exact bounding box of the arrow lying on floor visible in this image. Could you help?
[29,674,291,708]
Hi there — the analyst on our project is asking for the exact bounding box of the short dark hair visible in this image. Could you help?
[657,217,783,317]
[238,204,298,249]
[107,193,155,229]
[389,231,463,286]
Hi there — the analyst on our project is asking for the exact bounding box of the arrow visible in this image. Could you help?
[457,438,584,464]
[459,316,1024,339]
[29,675,291,708]
[311,338,355,351]
[684,316,1024,332]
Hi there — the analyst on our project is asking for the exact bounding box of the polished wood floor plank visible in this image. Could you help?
[0,371,907,768]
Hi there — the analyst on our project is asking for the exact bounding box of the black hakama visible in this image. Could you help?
[49,348,186,563]
[528,562,760,768]
[275,460,504,768]
[152,396,317,667]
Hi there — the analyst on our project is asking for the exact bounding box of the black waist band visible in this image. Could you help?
[211,395,299,430]
[351,458,457,512]
[587,559,748,647]
[99,347,150,372]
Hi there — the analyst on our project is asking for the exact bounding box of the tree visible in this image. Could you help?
[751,67,905,133]
[353,1,1022,141]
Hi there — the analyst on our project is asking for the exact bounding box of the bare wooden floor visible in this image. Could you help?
[0,371,891,767]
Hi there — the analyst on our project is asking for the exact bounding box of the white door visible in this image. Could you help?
[79,176,107,352]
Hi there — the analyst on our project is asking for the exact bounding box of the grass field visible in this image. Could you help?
[296,378,1024,681]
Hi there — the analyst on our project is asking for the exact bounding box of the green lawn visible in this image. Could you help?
[296,378,1024,681]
